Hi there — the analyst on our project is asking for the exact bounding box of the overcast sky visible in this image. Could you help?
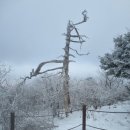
[0,0,130,78]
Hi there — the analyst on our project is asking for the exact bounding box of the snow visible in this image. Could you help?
[54,101,130,130]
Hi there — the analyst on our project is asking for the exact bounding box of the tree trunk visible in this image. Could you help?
[63,21,71,116]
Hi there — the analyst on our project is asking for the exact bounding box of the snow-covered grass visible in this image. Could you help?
[54,101,130,130]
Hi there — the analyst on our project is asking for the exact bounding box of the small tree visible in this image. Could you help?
[100,32,130,90]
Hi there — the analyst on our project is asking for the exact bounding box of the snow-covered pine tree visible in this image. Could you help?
[100,32,130,78]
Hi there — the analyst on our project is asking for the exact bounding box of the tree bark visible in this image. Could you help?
[63,21,71,116]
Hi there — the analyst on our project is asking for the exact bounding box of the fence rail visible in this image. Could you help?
[87,125,107,130]
[87,110,130,114]
[59,108,130,114]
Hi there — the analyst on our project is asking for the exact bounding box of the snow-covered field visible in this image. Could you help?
[54,101,130,130]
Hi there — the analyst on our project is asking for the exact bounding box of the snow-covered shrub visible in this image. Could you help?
[70,77,101,109]
[69,72,130,110]
[16,116,53,130]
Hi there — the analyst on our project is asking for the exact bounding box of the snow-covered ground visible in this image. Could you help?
[54,101,130,130]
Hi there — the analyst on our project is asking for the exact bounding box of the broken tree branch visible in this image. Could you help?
[38,67,63,74]
[73,10,88,26]
[63,34,88,40]
[69,47,89,56]
[23,66,63,82]
[70,40,86,43]
[69,24,86,47]
[70,35,88,39]
[34,60,63,75]
[69,54,75,58]
[21,60,64,82]
[22,58,75,82]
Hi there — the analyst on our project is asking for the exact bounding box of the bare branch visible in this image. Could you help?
[63,33,87,39]
[74,27,82,41]
[70,40,86,43]
[38,67,63,74]
[69,26,86,47]
[21,60,64,82]
[23,66,63,82]
[70,35,88,39]
[73,10,88,26]
[34,60,63,75]
[70,47,89,56]
[69,60,76,62]
[22,76,31,82]
[69,54,75,58]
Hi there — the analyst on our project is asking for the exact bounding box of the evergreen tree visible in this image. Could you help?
[100,32,130,79]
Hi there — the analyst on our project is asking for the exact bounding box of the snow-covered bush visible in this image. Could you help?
[69,72,129,110]
[70,77,100,109]
[16,116,53,130]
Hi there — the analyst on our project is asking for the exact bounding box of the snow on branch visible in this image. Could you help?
[63,10,88,52]
[70,27,87,49]
[22,60,64,82]
[38,67,63,75]
[34,60,63,74]
[23,67,63,82]
[70,39,86,43]
[22,59,75,82]
[70,35,88,39]
[41,72,62,79]
[73,10,88,26]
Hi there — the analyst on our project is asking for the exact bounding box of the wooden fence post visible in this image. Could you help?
[10,112,15,130]
[82,104,86,130]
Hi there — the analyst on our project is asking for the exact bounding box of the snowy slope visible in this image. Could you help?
[54,101,130,130]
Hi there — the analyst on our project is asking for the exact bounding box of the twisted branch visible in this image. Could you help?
[23,66,63,82]
[34,60,63,75]
[22,59,75,82]
[73,10,88,26]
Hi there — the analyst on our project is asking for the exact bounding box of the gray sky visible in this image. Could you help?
[0,0,130,78]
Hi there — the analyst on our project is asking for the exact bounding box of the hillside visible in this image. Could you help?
[54,100,130,130]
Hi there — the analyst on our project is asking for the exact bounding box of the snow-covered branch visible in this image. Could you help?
[73,10,88,26]
[34,60,63,75]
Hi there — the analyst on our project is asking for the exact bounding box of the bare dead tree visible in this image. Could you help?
[22,10,88,116]
[62,10,88,116]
